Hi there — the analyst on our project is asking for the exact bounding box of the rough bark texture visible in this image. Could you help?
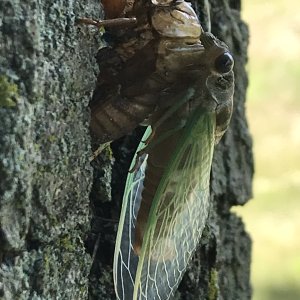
[0,1,102,299]
[0,0,252,300]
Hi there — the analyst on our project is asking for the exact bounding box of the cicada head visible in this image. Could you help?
[151,1,202,38]
[200,32,234,75]
[200,32,235,141]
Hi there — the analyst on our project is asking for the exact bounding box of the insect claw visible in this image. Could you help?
[89,142,111,162]
[76,18,98,26]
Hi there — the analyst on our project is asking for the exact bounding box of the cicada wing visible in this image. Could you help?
[134,109,216,300]
[113,127,152,300]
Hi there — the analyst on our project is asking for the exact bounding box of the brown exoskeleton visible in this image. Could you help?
[80,0,233,146]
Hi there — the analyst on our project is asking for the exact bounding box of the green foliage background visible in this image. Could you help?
[234,1,300,299]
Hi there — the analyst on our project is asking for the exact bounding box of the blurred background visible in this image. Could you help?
[234,0,300,299]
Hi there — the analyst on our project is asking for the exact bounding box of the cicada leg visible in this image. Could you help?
[89,142,111,162]
[76,17,137,28]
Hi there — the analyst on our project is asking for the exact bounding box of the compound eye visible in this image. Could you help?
[215,52,234,74]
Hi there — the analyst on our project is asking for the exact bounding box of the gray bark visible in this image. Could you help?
[0,0,252,300]
[0,0,102,299]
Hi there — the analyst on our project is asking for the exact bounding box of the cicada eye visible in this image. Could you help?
[214,52,234,74]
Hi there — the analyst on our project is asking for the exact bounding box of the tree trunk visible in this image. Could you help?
[0,0,252,299]
[0,1,101,298]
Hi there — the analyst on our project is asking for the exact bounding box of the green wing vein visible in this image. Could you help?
[114,109,215,300]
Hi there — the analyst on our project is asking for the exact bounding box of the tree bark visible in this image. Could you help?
[0,1,101,299]
[0,0,252,299]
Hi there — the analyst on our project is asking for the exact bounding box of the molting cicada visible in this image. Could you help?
[80,0,234,298]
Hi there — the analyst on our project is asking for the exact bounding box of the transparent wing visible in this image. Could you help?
[114,109,215,300]
[113,127,152,300]
[135,109,215,300]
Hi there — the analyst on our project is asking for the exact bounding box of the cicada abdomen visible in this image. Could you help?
[90,85,158,144]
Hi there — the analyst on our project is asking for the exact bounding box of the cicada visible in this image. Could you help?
[86,0,234,299]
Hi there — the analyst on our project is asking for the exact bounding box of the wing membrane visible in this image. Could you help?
[135,109,215,299]
[113,127,152,300]
[114,109,215,300]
